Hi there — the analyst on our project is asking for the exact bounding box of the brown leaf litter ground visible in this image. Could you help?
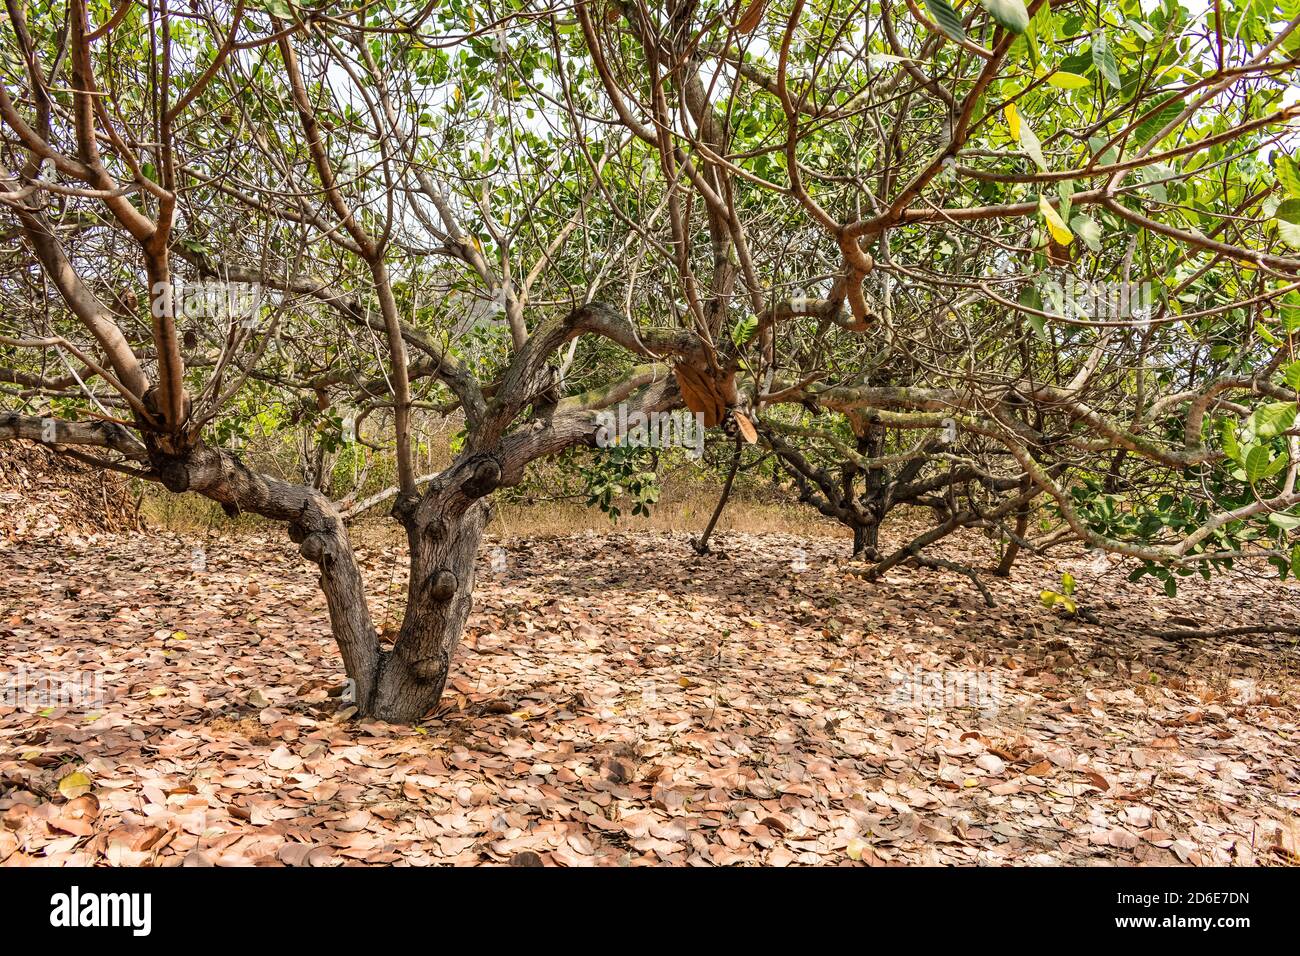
[1,524,1298,866]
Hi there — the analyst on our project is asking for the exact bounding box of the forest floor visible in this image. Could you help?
[2,521,1299,866]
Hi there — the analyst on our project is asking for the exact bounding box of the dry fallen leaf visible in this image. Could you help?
[1,525,1296,870]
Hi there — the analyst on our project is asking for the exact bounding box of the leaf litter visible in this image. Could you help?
[1,525,1298,866]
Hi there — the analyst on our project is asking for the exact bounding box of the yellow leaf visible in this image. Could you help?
[58,770,93,800]
[1041,589,1077,614]
[148,686,168,697]
[1039,195,1074,245]
[846,837,868,861]
[1004,103,1021,141]
[1047,71,1090,89]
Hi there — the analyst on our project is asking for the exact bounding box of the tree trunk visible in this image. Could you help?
[994,481,1033,577]
[852,520,880,561]
[853,422,885,560]
[994,499,1031,577]
[367,500,489,721]
[363,454,500,722]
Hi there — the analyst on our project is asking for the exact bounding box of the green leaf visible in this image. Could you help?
[1292,542,1300,578]
[1280,220,1300,250]
[981,0,1030,33]
[1268,512,1300,531]
[1057,180,1074,222]
[1277,198,1300,225]
[256,0,295,16]
[1281,360,1300,391]
[731,315,758,347]
[1244,444,1276,483]
[1020,119,1048,171]
[1220,420,1242,465]
[1022,11,1041,66]
[1282,293,1300,334]
[1020,284,1047,340]
[1125,17,1154,43]
[1275,155,1300,199]
[926,0,967,42]
[1091,32,1121,90]
[1073,215,1101,252]
[1251,402,1298,439]
[1134,94,1184,146]
[1278,200,1300,249]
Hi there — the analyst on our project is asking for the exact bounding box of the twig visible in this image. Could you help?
[1150,624,1300,641]
[906,554,997,608]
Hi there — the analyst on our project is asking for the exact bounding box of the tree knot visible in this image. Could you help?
[428,569,458,601]
[461,455,502,500]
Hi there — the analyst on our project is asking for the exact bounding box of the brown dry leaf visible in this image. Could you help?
[1082,770,1110,792]
[2,527,1297,869]
[733,410,758,444]
[336,810,372,833]
[735,0,767,34]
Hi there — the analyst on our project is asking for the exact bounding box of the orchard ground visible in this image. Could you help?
[1,501,1299,866]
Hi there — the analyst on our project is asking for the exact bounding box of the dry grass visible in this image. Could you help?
[140,481,852,544]
[490,490,847,540]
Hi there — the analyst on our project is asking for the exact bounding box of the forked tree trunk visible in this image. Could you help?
[359,453,501,721]
[156,441,502,723]
[367,497,490,721]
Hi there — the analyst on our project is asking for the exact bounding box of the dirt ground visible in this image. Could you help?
[1,523,1298,866]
